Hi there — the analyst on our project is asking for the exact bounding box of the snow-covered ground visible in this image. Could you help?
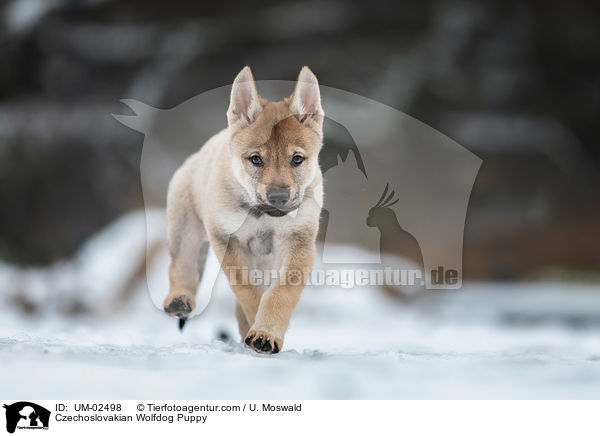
[1,211,600,399]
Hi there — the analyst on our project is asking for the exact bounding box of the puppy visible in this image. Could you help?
[163,66,324,353]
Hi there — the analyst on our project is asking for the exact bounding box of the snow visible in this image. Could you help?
[1,210,600,399]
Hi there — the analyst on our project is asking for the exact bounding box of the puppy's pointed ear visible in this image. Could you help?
[289,66,324,131]
[227,66,262,127]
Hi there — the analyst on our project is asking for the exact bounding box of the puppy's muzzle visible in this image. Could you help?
[266,186,290,208]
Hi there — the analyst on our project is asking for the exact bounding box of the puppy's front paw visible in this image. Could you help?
[163,290,195,318]
[244,329,282,354]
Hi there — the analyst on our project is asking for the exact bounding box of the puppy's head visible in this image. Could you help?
[227,66,324,217]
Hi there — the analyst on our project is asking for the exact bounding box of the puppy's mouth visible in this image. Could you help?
[256,204,297,217]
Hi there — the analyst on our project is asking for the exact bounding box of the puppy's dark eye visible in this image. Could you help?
[250,155,263,166]
[291,155,304,166]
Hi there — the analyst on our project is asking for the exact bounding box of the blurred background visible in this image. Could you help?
[2,0,599,275]
[1,0,600,398]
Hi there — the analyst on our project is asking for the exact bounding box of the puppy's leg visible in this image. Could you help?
[164,203,208,319]
[235,302,250,338]
[245,242,316,354]
[207,229,262,331]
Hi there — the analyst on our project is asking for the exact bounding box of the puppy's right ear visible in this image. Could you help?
[227,66,261,127]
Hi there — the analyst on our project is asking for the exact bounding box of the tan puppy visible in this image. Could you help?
[163,66,324,353]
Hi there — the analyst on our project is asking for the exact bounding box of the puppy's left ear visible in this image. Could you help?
[289,66,324,132]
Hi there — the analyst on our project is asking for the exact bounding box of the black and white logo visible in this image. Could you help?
[3,402,50,434]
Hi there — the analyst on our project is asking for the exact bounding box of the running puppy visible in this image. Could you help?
[163,66,324,354]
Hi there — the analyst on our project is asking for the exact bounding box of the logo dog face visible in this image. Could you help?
[227,66,323,217]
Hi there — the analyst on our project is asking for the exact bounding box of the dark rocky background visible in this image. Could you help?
[1,0,599,280]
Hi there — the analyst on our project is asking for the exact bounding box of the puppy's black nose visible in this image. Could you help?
[267,186,290,207]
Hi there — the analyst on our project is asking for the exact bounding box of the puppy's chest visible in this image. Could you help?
[242,228,275,256]
[234,223,282,259]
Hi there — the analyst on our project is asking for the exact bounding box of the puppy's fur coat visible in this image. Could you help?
[163,66,324,353]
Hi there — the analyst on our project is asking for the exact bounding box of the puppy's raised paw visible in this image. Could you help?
[163,290,195,318]
[244,329,282,354]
